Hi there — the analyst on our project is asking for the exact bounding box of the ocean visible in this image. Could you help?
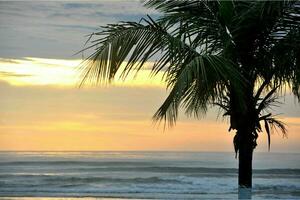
[0,151,299,199]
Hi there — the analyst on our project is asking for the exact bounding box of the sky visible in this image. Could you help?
[0,1,300,152]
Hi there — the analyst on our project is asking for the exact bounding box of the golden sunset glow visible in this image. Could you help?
[0,0,299,156]
[0,57,164,87]
[0,57,299,152]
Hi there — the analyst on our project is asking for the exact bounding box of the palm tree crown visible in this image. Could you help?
[80,1,299,155]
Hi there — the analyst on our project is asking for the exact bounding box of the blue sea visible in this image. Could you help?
[0,151,299,199]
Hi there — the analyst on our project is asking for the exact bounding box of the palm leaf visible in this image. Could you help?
[153,54,244,126]
[264,119,271,151]
[79,19,168,85]
[259,115,287,151]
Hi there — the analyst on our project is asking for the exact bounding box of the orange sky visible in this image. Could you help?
[0,57,299,152]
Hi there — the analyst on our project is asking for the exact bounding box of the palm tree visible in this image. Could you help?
[79,0,300,192]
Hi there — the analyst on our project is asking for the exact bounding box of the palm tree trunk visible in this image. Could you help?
[238,130,254,199]
[230,85,256,199]
[238,133,253,187]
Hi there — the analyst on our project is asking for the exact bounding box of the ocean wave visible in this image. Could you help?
[1,173,299,188]
[1,175,299,199]
[0,175,181,185]
[1,181,299,196]
[1,161,300,174]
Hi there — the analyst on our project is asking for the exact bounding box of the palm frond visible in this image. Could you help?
[144,0,204,14]
[79,19,169,86]
[264,119,271,151]
[144,0,224,54]
[266,117,287,136]
[259,115,287,151]
[153,55,244,126]
[256,86,280,113]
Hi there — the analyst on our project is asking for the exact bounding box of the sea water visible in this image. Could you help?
[0,151,299,199]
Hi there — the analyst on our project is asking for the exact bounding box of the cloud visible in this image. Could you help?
[0,58,20,64]
[0,1,159,59]
[0,57,165,87]
[63,3,102,10]
[0,71,32,78]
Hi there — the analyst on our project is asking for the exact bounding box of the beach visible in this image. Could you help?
[0,151,299,199]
